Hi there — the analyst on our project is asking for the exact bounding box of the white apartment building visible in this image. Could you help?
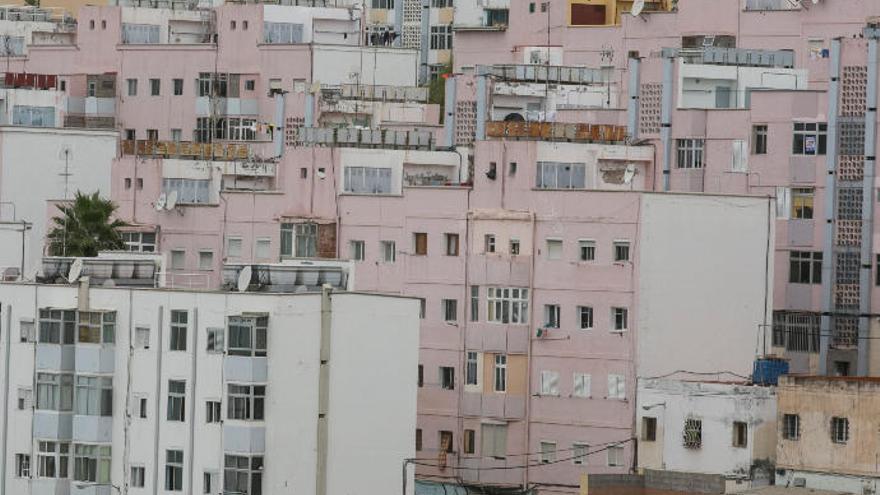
[0,262,419,495]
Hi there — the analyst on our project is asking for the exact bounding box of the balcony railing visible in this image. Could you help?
[121,140,250,160]
[743,0,800,11]
[677,46,795,68]
[295,127,434,150]
[485,121,627,144]
[481,64,610,85]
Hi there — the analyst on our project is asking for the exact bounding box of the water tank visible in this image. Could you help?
[753,357,789,386]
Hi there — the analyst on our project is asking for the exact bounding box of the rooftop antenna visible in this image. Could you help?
[236,265,252,292]
[67,257,83,283]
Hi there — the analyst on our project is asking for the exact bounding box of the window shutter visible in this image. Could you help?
[776,186,791,219]
[732,140,748,172]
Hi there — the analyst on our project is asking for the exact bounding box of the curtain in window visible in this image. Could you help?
[122,24,160,44]
[162,178,211,204]
[263,22,304,44]
[13,106,54,127]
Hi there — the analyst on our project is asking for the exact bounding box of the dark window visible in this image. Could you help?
[792,122,827,155]
[418,365,423,387]
[642,417,657,441]
[464,429,475,454]
[173,78,183,96]
[789,251,822,284]
[415,428,422,451]
[733,421,748,448]
[831,417,849,444]
[570,4,606,25]
[414,233,428,255]
[439,431,453,453]
[440,366,455,390]
[753,125,768,154]
[783,414,800,440]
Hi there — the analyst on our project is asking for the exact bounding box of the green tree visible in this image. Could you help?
[428,61,452,122]
[47,192,126,257]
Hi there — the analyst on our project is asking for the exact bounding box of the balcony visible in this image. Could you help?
[485,121,627,144]
[195,97,259,117]
[296,127,434,150]
[121,140,250,161]
[743,0,800,11]
[461,392,525,420]
[675,46,795,68]
[482,64,610,85]
[65,97,116,129]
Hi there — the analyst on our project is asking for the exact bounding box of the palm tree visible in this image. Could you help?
[47,191,127,257]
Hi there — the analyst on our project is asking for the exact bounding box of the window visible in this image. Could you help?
[167,380,186,422]
[440,299,457,322]
[733,421,748,448]
[753,125,768,154]
[349,240,365,261]
[263,21,304,44]
[573,443,588,465]
[789,251,822,284]
[791,188,814,219]
[230,20,236,29]
[37,441,69,478]
[419,298,426,319]
[227,384,265,421]
[122,23,160,43]
[536,161,586,189]
[418,365,423,387]
[18,387,32,409]
[415,429,422,451]
[169,249,184,271]
[245,79,255,91]
[255,238,271,261]
[440,367,455,390]
[509,162,518,175]
[138,397,147,418]
[482,423,507,458]
[510,239,520,255]
[165,450,183,491]
[444,233,459,256]
[540,441,556,463]
[150,78,160,96]
[429,25,453,50]
[683,418,702,448]
[579,240,595,261]
[225,237,243,259]
[101,20,106,29]
[11,105,55,127]
[227,316,267,357]
[414,232,428,255]
[439,431,454,453]
[16,453,29,478]
[544,304,560,328]
[431,0,451,6]
[170,310,188,351]
[464,429,476,454]
[466,351,479,386]
[125,129,136,140]
[73,444,110,483]
[642,417,657,441]
[540,370,559,396]
[484,234,496,253]
[494,354,507,392]
[206,327,224,353]
[344,166,392,194]
[612,307,628,332]
[573,373,591,398]
[38,309,76,344]
[74,311,116,344]
[125,178,132,189]
[224,455,263,495]
[74,376,112,416]
[578,306,593,330]
[546,239,562,260]
[127,78,137,96]
[381,241,396,262]
[372,0,394,7]
[173,78,183,95]
[162,178,211,204]
[470,286,479,322]
[281,223,317,258]
[773,311,820,352]
[792,122,827,155]
[676,139,705,169]
[607,444,624,467]
[131,466,145,487]
[487,287,529,324]
[36,372,73,411]
[613,241,630,262]
[607,374,625,400]
[831,417,849,444]
[204,472,214,494]
[121,231,157,252]
[783,414,800,440]
[198,250,213,271]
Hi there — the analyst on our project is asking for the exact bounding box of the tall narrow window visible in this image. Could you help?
[791,188,814,219]
[440,367,455,390]
[170,310,187,351]
[484,234,496,253]
[732,421,748,448]
[642,417,657,441]
[165,450,183,491]
[544,304,560,328]
[579,240,595,261]
[465,351,478,386]
[470,286,479,322]
[150,78,160,96]
[442,299,458,322]
[464,429,476,454]
[381,241,396,262]
[167,380,186,422]
[444,233,460,256]
[578,306,593,329]
[831,417,849,444]
[494,354,507,392]
[752,124,768,154]
[611,307,628,332]
[414,233,428,255]
[783,414,800,440]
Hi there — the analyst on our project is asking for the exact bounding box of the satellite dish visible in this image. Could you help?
[237,265,252,292]
[631,0,645,17]
[155,193,167,211]
[165,190,178,210]
[623,164,636,184]
[811,0,818,4]
[68,258,83,283]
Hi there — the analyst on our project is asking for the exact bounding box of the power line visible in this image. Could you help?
[408,438,628,463]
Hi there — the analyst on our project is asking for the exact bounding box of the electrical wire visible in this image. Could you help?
[408,438,628,463]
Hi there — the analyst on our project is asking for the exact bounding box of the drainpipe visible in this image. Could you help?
[273,92,286,159]
[859,32,878,376]
[316,285,333,495]
[660,49,675,191]
[475,67,488,141]
[627,56,640,141]
[418,0,430,86]
[443,75,456,148]
[1,304,11,495]
[819,38,842,376]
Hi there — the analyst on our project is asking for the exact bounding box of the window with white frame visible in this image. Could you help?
[611,307,628,332]
[494,354,507,392]
[226,237,243,258]
[263,21,304,44]
[73,444,111,483]
[676,138,704,169]
[465,351,479,386]
[578,240,595,261]
[344,166,392,194]
[572,443,588,465]
[37,441,69,478]
[573,373,591,398]
[783,413,800,440]
[544,304,560,328]
[165,449,183,491]
[206,400,221,423]
[613,241,630,262]
[429,24,453,50]
[792,122,827,155]
[540,441,556,463]
[224,454,263,495]
[607,374,625,400]
[121,231,157,252]
[227,384,265,421]
[752,124,768,154]
[470,285,479,322]
[442,299,458,322]
[607,444,624,467]
[578,306,593,329]
[170,310,188,351]
[167,380,186,421]
[162,178,211,204]
[77,311,116,344]
[36,372,73,411]
[484,234,496,253]
[127,78,137,96]
[280,222,317,258]
[227,315,268,357]
[540,370,559,396]
[206,327,224,353]
[255,238,271,261]
[16,453,29,478]
[198,250,214,271]
[831,417,849,444]
[74,376,112,416]
[349,240,365,261]
[131,466,145,487]
[38,309,76,344]
[510,238,520,255]
[481,423,507,459]
[381,240,396,262]
[487,287,529,324]
[546,239,562,260]
[536,161,587,189]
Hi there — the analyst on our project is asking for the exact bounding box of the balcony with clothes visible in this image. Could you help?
[0,74,65,127]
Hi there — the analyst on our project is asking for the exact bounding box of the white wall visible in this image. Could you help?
[313,46,419,87]
[0,127,118,278]
[636,379,777,477]
[636,193,774,378]
[263,5,359,45]
[678,61,808,109]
